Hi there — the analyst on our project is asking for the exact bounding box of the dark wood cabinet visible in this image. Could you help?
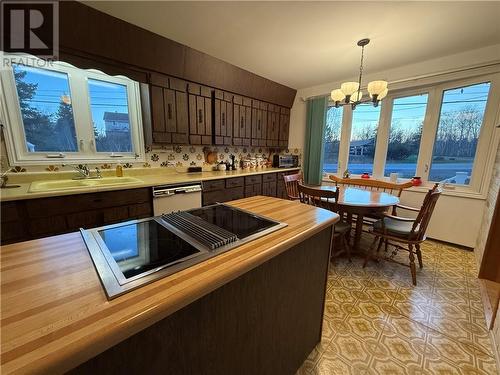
[188,83,213,145]
[267,104,280,148]
[232,95,252,146]
[279,107,291,148]
[202,173,288,205]
[214,90,233,145]
[262,173,277,197]
[0,188,153,245]
[148,73,290,148]
[251,100,268,147]
[244,175,263,198]
[150,74,189,144]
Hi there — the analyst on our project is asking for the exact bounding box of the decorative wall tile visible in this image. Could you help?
[2,145,302,173]
[45,165,59,172]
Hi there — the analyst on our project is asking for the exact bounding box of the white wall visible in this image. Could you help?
[289,44,500,247]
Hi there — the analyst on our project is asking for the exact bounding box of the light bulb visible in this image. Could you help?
[367,80,388,96]
[340,82,359,96]
[330,89,346,102]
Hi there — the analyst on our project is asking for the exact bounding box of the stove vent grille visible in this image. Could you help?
[161,211,238,250]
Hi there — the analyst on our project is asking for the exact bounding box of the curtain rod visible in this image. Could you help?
[299,60,500,102]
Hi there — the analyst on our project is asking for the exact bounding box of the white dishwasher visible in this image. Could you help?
[152,182,202,215]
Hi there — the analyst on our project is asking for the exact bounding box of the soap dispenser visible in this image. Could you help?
[116,163,123,177]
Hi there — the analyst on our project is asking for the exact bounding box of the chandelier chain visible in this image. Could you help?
[357,45,365,102]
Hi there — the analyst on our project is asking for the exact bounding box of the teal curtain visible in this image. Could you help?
[303,96,328,185]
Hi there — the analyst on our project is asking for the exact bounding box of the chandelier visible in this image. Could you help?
[330,38,388,110]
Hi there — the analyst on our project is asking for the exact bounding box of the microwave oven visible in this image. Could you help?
[273,154,299,168]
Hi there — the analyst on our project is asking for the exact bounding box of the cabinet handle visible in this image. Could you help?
[222,113,225,127]
[241,116,244,128]
[258,119,261,131]
[198,109,203,123]
[167,103,172,120]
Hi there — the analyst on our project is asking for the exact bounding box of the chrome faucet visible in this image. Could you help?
[63,164,91,179]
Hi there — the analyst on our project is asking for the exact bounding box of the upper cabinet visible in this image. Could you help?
[149,74,290,148]
[188,83,213,145]
[150,74,189,144]
[232,95,252,146]
[279,107,290,148]
[214,90,233,145]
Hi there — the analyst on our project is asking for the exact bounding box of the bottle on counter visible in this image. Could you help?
[116,164,123,177]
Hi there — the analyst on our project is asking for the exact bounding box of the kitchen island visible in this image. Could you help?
[1,196,339,375]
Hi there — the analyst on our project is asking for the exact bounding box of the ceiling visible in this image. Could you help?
[84,1,500,89]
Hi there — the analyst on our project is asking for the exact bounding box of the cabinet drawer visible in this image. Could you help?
[245,175,262,185]
[25,188,151,218]
[202,179,225,192]
[226,177,244,188]
[203,190,226,206]
[228,186,244,201]
[29,216,67,236]
[262,173,277,182]
[1,202,21,222]
[129,202,153,218]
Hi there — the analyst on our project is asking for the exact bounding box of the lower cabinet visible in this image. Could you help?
[0,188,153,245]
[202,173,284,205]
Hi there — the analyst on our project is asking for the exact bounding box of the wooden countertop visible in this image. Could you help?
[0,167,300,202]
[0,196,338,374]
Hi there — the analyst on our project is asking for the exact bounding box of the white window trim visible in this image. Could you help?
[0,54,145,166]
[323,70,500,200]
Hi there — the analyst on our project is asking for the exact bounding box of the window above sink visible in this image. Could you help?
[0,54,146,166]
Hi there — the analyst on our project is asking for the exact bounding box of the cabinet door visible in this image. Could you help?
[244,105,252,146]
[215,97,231,145]
[151,86,171,143]
[174,90,189,144]
[251,106,259,147]
[164,88,176,133]
[188,84,212,145]
[233,104,242,145]
[279,107,290,148]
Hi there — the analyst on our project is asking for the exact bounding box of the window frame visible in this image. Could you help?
[322,71,500,198]
[0,54,145,165]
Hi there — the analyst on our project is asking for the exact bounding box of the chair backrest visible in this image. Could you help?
[283,173,302,200]
[412,183,442,240]
[329,175,413,197]
[298,183,339,210]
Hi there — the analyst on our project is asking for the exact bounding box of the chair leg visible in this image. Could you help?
[376,237,384,257]
[384,239,389,253]
[408,244,417,286]
[343,233,352,262]
[363,235,379,268]
[415,244,423,269]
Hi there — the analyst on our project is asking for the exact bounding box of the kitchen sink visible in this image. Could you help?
[29,177,143,192]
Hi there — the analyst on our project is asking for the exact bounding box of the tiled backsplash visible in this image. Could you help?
[0,144,302,173]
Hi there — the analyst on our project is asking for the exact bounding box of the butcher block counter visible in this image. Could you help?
[1,196,339,375]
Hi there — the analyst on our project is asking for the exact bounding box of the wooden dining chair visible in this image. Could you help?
[329,175,413,198]
[363,183,442,285]
[283,173,302,201]
[297,183,351,260]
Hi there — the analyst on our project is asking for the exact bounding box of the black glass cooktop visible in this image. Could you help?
[187,204,279,239]
[97,220,200,279]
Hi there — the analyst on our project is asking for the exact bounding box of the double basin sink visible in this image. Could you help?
[29,177,142,193]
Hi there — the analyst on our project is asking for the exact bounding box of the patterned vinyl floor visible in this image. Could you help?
[296,238,498,375]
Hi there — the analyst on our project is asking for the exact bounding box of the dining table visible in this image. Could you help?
[304,184,400,252]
